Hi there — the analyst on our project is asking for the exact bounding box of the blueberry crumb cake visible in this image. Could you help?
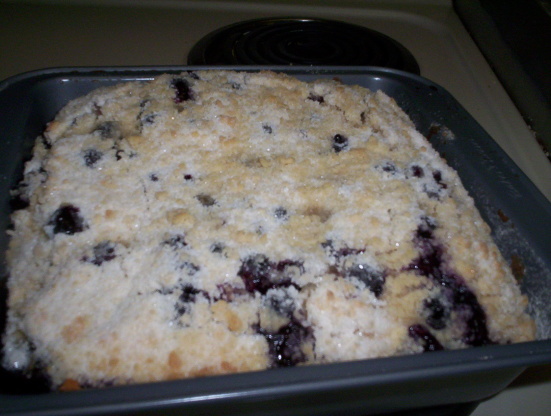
[2,70,535,390]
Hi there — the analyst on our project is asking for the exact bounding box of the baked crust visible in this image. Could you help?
[2,70,535,388]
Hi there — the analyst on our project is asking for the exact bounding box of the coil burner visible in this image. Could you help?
[188,17,420,74]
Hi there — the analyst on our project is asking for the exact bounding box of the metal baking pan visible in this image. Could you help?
[0,66,550,416]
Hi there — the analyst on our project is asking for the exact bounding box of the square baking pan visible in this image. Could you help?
[0,66,550,416]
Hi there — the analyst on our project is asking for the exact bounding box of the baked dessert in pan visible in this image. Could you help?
[1,70,535,389]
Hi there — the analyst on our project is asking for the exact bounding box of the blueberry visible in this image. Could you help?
[83,149,103,167]
[416,216,436,240]
[162,234,187,249]
[336,247,365,258]
[48,204,87,235]
[179,284,201,303]
[406,218,494,346]
[332,134,349,153]
[411,165,424,178]
[238,254,273,294]
[346,263,386,298]
[216,283,248,302]
[274,207,288,220]
[94,121,121,140]
[408,324,444,352]
[256,317,312,367]
[321,240,366,261]
[237,255,302,295]
[423,298,449,330]
[321,239,334,252]
[175,284,202,316]
[379,161,397,173]
[180,261,200,276]
[171,78,194,103]
[210,242,224,254]
[432,170,448,189]
[307,93,324,104]
[453,284,493,346]
[83,241,116,266]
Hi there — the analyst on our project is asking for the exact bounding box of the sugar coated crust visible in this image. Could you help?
[2,70,535,388]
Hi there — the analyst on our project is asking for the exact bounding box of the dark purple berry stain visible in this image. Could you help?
[180,261,200,276]
[332,134,349,153]
[95,121,121,140]
[432,170,448,190]
[179,285,200,303]
[274,207,288,220]
[171,78,195,103]
[82,241,117,266]
[346,264,386,298]
[416,215,436,240]
[83,149,102,167]
[379,161,397,174]
[162,234,188,249]
[256,317,312,367]
[175,284,207,316]
[406,218,494,347]
[48,204,88,235]
[196,193,216,207]
[423,298,449,330]
[322,241,385,297]
[408,324,444,352]
[183,174,194,181]
[210,242,224,254]
[216,283,249,302]
[411,165,424,178]
[307,93,325,104]
[238,254,303,295]
[83,149,103,167]
[321,240,365,259]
